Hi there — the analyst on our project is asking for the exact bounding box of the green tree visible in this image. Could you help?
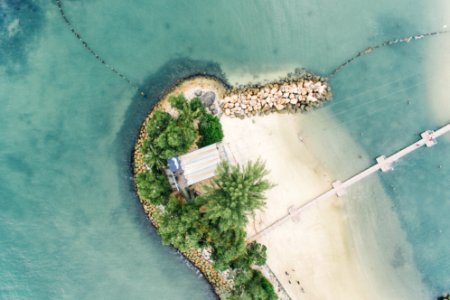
[141,140,166,170]
[146,110,173,141]
[230,241,267,270]
[198,161,272,270]
[142,96,200,166]
[169,95,203,126]
[157,196,205,251]
[189,97,207,115]
[135,170,171,205]
[155,122,197,158]
[209,227,247,271]
[246,242,267,266]
[169,94,189,111]
[204,160,272,232]
[198,113,224,147]
[231,269,277,300]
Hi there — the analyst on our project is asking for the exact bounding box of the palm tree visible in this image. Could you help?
[157,196,205,251]
[142,140,166,170]
[204,160,273,232]
[169,95,203,126]
[135,170,171,205]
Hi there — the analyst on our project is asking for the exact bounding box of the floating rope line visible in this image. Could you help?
[329,29,450,77]
[55,0,148,98]
[56,0,449,96]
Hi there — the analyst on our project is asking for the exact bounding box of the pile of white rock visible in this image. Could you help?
[220,75,331,118]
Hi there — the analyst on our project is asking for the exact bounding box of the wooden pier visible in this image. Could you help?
[248,123,450,242]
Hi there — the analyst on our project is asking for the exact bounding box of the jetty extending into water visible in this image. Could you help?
[248,123,450,242]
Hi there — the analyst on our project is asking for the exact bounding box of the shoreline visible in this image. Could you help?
[131,70,432,299]
[132,76,231,297]
[291,110,432,299]
[221,102,431,299]
[220,111,367,299]
[132,72,330,298]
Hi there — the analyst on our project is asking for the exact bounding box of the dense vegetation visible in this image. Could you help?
[135,170,171,205]
[137,94,277,299]
[198,113,224,147]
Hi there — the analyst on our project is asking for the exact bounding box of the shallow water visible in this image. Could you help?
[316,34,450,296]
[0,0,449,299]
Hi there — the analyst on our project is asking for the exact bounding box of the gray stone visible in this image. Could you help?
[201,91,216,107]
[194,90,203,96]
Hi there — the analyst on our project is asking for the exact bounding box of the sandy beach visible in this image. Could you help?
[220,109,430,300]
[171,75,432,299]
[220,112,372,299]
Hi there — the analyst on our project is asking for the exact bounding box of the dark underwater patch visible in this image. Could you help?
[0,0,44,74]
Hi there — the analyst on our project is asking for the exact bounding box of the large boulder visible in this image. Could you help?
[201,91,216,107]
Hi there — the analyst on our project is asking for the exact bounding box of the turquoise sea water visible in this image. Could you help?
[0,0,448,299]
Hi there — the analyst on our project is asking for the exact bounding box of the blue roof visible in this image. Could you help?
[167,157,181,173]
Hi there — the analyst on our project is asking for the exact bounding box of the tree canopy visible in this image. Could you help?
[204,160,273,232]
[146,110,172,141]
[157,196,205,251]
[136,94,277,298]
[231,269,277,300]
[198,113,224,147]
[154,121,197,158]
[230,241,267,270]
[135,170,171,205]
[169,95,204,126]
[142,95,200,168]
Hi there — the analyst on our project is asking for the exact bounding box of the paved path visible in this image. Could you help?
[248,123,450,242]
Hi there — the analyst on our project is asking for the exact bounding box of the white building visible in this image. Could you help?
[166,142,232,192]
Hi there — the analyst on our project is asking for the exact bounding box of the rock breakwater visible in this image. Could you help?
[220,74,331,118]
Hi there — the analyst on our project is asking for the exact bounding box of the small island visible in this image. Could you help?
[133,73,331,299]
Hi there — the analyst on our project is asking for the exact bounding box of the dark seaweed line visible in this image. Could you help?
[329,29,450,77]
[55,0,149,97]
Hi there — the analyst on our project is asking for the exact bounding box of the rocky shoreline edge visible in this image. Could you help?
[132,72,331,298]
[132,75,230,298]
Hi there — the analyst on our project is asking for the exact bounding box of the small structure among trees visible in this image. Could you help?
[166,142,232,192]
